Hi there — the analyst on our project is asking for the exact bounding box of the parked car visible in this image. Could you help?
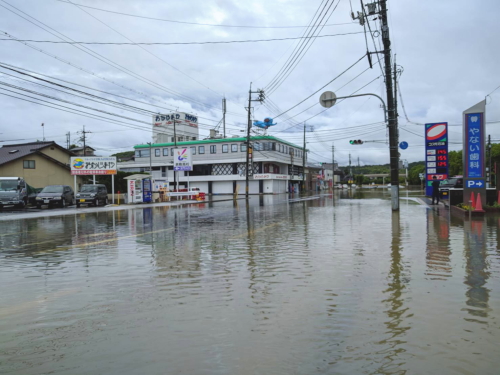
[76,184,108,207]
[36,185,75,208]
[439,177,463,198]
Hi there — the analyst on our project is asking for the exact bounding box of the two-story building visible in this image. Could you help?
[118,135,307,195]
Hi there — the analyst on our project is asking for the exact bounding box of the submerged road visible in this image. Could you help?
[1,190,499,374]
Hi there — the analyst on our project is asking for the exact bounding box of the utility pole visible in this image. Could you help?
[379,0,399,210]
[245,83,265,199]
[222,98,227,138]
[81,125,91,156]
[173,117,177,191]
[302,122,306,192]
[332,144,335,188]
[487,134,492,188]
[147,142,152,174]
[349,153,352,178]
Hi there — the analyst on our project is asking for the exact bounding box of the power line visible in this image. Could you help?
[0,32,365,46]
[265,0,342,96]
[273,54,366,119]
[53,0,356,29]
[0,1,233,114]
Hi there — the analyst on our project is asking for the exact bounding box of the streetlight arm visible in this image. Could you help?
[322,93,387,123]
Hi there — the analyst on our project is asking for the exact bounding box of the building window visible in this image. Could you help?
[210,145,217,154]
[222,144,228,153]
[135,149,150,158]
[190,146,196,155]
[192,137,197,141]
[199,146,205,154]
[163,148,168,156]
[155,149,160,157]
[212,163,233,175]
[254,142,261,151]
[23,160,35,169]
[231,144,238,152]
[171,148,174,156]
[171,137,175,142]
[241,144,247,152]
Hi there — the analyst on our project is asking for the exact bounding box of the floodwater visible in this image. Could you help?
[1,190,500,375]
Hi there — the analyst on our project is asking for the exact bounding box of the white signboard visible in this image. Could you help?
[173,148,193,171]
[153,112,198,128]
[71,157,117,175]
[253,174,288,180]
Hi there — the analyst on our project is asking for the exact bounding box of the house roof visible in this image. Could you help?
[69,146,95,151]
[0,141,73,167]
[134,135,305,150]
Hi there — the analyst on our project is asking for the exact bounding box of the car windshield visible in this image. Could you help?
[0,180,18,191]
[41,186,63,193]
[442,178,457,185]
[80,186,98,192]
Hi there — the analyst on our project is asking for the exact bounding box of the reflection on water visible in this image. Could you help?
[1,192,500,374]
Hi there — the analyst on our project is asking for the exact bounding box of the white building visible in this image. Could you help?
[152,112,199,144]
[118,136,307,195]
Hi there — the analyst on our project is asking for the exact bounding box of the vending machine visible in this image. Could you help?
[142,178,152,203]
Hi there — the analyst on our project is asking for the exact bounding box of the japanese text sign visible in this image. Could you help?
[71,157,117,175]
[425,122,448,196]
[173,148,193,171]
[465,113,483,178]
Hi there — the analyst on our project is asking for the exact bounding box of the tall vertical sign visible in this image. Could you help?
[463,100,486,206]
[425,122,449,196]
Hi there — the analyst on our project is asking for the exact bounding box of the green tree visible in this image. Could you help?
[448,150,463,176]
[408,164,425,185]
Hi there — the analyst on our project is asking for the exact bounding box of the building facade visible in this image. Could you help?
[118,136,307,195]
[0,141,83,189]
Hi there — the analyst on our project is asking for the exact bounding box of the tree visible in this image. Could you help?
[448,150,463,176]
[408,164,425,185]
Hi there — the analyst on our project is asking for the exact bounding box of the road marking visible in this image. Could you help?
[0,289,79,318]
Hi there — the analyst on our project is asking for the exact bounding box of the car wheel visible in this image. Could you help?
[60,199,65,208]
[105,198,108,206]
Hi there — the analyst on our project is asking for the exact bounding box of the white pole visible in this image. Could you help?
[93,175,96,185]
[112,174,115,204]
[74,175,76,195]
[187,171,190,191]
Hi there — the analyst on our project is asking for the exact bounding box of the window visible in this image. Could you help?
[231,144,238,152]
[190,146,196,155]
[254,142,261,151]
[241,144,247,152]
[192,137,197,141]
[155,149,160,157]
[171,137,175,142]
[199,146,205,154]
[263,142,270,151]
[163,148,169,156]
[23,160,35,169]
[135,149,150,158]
[222,144,228,153]
[210,145,217,154]
[171,148,174,156]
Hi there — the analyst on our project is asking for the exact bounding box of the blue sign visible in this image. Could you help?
[399,141,408,150]
[465,113,483,178]
[425,122,448,197]
[466,179,485,188]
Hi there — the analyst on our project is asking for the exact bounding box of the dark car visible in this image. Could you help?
[36,185,75,208]
[439,177,463,198]
[76,184,108,208]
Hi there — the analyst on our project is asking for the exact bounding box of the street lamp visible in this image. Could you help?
[319,91,399,210]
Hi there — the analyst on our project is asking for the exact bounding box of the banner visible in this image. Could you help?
[173,148,193,171]
[71,157,117,175]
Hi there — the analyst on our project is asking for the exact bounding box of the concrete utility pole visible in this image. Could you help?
[245,84,265,199]
[302,122,306,192]
[379,0,400,210]
[81,125,91,156]
[349,153,352,177]
[332,144,335,188]
[173,116,177,191]
[222,98,227,138]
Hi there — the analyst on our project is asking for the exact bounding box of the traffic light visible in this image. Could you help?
[349,140,364,145]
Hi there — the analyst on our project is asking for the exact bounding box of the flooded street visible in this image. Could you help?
[1,191,500,374]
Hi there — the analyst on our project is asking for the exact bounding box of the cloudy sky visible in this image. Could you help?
[1,0,499,166]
